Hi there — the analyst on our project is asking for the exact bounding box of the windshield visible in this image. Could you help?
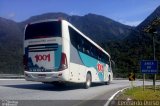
[25,21,61,40]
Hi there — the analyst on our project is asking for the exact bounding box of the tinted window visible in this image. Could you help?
[69,26,109,64]
[25,21,61,40]
[69,27,80,49]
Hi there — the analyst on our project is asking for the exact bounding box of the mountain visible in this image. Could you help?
[109,5,160,78]
[137,6,160,31]
[0,17,23,74]
[20,12,133,43]
[125,5,160,52]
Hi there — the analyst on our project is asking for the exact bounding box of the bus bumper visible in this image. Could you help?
[24,70,69,82]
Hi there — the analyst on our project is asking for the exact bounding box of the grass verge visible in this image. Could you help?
[115,85,160,100]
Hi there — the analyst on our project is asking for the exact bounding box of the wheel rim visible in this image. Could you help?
[87,78,91,87]
[86,74,91,87]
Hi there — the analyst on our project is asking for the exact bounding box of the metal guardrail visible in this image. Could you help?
[0,74,24,79]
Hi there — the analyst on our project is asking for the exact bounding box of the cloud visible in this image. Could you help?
[7,12,16,19]
[118,20,142,26]
[69,11,80,16]
[123,21,142,26]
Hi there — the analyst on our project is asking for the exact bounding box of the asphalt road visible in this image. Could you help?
[0,79,158,106]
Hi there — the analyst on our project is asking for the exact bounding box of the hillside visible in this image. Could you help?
[20,13,133,43]
[0,17,23,74]
[107,6,160,77]
[137,6,160,30]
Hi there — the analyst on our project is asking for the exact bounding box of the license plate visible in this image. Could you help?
[38,74,46,78]
[30,68,45,72]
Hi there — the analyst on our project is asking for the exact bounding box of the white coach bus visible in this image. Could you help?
[23,19,113,88]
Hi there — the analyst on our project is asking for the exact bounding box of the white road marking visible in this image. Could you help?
[104,87,130,106]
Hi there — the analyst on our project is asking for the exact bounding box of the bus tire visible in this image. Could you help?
[84,72,92,89]
[105,75,111,85]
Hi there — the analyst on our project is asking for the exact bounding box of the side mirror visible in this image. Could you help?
[110,60,115,69]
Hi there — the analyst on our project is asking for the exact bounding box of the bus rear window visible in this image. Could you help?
[25,21,61,40]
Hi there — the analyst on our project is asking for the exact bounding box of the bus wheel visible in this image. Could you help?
[105,75,111,85]
[84,73,92,89]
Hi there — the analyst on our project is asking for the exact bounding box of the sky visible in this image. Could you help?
[0,0,160,26]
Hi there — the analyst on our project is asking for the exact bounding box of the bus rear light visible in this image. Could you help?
[59,53,68,71]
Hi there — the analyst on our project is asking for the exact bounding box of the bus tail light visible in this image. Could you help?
[59,53,68,71]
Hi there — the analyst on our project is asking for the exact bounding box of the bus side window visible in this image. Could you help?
[90,47,94,56]
[91,51,93,56]
[86,50,89,54]
[101,52,105,63]
[83,40,86,53]
[83,47,85,53]
[69,27,78,49]
[92,47,96,58]
[95,49,99,60]
[105,55,109,64]
[82,39,89,55]
[97,50,101,61]
[77,45,80,50]
[93,47,97,59]
[85,41,90,55]
[80,39,84,53]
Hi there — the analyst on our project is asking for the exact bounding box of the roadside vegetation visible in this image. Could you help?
[115,85,160,100]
